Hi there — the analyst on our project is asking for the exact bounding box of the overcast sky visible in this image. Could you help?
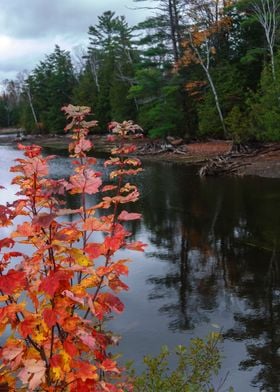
[0,0,152,83]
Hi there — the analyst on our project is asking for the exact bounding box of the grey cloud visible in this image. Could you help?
[0,0,150,81]
[0,0,145,39]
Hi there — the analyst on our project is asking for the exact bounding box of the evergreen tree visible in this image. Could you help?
[23,45,76,133]
[82,11,137,129]
[0,79,21,127]
[130,6,187,138]
[247,49,280,140]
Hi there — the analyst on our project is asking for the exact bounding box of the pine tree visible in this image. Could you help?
[23,45,76,133]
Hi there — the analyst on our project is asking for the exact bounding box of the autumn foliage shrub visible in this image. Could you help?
[0,105,145,391]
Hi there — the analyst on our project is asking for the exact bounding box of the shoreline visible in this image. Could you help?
[1,132,280,179]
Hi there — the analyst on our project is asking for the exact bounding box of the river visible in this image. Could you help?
[0,144,279,391]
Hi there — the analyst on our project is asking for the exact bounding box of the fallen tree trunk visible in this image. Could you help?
[137,139,188,155]
[199,143,280,177]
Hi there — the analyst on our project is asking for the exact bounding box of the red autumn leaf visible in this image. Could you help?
[32,213,56,228]
[111,143,137,155]
[62,289,85,305]
[18,317,37,338]
[56,208,82,216]
[77,329,96,350]
[1,252,22,265]
[112,260,129,275]
[68,169,102,194]
[43,308,58,328]
[0,205,12,226]
[124,157,142,166]
[114,222,130,238]
[0,238,14,251]
[13,221,35,237]
[74,137,92,154]
[100,358,120,374]
[125,241,147,252]
[17,143,42,158]
[63,339,78,357]
[104,157,121,167]
[96,261,129,278]
[0,304,25,331]
[39,270,72,297]
[104,235,123,254]
[0,269,26,294]
[96,266,112,277]
[102,185,118,192]
[71,157,97,165]
[18,359,46,391]
[49,354,61,368]
[83,217,112,232]
[97,292,124,314]
[115,189,140,204]
[85,243,103,259]
[72,360,98,382]
[55,227,81,242]
[1,345,24,362]
[109,168,142,179]
[21,157,49,177]
[108,277,129,292]
[118,210,142,221]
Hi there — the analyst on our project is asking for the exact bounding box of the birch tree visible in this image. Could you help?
[252,0,280,82]
[181,1,232,137]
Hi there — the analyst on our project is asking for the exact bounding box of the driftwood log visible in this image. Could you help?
[199,143,280,177]
[137,139,188,155]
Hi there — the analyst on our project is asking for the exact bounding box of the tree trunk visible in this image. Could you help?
[204,66,227,138]
[168,0,179,62]
[189,35,228,138]
[26,88,38,125]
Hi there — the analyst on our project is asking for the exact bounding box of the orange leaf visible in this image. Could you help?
[55,227,81,242]
[83,217,112,232]
[12,221,35,237]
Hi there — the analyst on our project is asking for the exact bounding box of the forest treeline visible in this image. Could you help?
[0,0,280,142]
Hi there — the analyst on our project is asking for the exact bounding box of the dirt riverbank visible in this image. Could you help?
[1,130,279,178]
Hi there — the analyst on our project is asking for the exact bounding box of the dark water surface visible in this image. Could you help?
[0,145,279,391]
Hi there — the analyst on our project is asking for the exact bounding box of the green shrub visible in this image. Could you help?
[128,332,234,392]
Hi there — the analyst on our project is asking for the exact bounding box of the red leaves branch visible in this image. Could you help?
[0,105,144,391]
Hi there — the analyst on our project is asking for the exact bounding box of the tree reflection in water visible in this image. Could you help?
[139,161,280,392]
